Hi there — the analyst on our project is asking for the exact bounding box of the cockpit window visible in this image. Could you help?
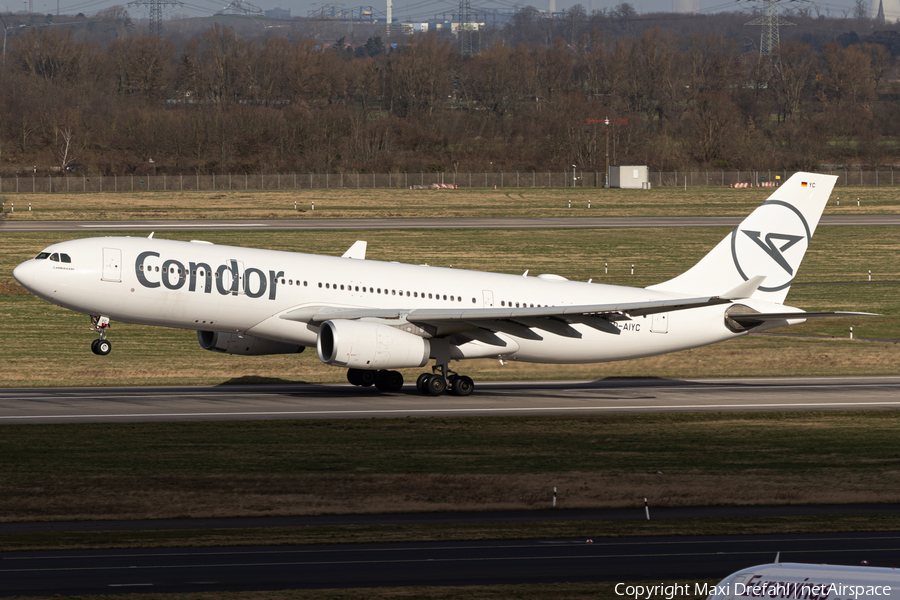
[50,253,60,262]
[35,252,50,260]
[60,254,71,263]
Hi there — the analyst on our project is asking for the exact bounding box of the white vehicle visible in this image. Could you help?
[706,562,900,600]
[13,172,871,396]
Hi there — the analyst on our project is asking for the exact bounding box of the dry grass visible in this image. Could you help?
[1,185,898,221]
[3,412,900,523]
[4,470,900,523]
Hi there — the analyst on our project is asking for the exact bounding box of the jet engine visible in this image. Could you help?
[317,320,430,369]
[197,331,305,355]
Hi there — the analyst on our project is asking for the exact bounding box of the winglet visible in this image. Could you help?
[722,275,767,300]
[341,240,367,260]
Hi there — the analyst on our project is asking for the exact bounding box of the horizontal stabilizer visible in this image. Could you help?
[730,311,879,325]
[722,275,767,300]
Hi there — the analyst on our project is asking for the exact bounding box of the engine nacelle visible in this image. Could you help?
[317,320,430,370]
[198,331,305,356]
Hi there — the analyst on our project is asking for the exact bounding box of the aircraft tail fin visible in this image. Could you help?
[647,172,837,305]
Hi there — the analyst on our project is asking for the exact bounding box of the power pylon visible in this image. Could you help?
[458,0,472,56]
[742,0,797,60]
[127,0,184,36]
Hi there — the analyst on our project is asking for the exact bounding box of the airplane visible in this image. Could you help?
[12,172,873,396]
[705,561,900,599]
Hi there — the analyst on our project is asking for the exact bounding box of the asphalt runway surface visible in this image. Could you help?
[1,376,899,424]
[3,215,899,232]
[3,531,900,596]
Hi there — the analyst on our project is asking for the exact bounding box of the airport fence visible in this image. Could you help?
[0,169,897,194]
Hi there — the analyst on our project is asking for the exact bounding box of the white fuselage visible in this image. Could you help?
[12,236,765,365]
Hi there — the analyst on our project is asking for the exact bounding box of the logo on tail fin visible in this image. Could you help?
[741,231,804,275]
[731,200,811,293]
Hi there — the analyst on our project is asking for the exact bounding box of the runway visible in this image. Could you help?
[2,531,899,596]
[2,376,899,424]
[2,215,899,232]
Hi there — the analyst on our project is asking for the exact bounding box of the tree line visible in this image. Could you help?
[0,12,898,176]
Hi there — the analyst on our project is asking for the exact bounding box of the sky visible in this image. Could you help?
[4,0,876,29]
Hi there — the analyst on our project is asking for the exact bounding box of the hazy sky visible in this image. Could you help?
[8,0,872,27]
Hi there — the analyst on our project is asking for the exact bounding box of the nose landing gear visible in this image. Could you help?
[90,315,111,355]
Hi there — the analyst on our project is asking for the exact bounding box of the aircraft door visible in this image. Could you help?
[221,260,245,295]
[235,261,245,295]
[482,290,494,308]
[101,248,122,282]
[651,312,669,333]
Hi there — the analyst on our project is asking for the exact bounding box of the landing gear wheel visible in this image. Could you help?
[416,373,431,394]
[426,374,446,396]
[347,369,363,386]
[451,375,474,396]
[375,370,403,393]
[90,339,100,355]
[359,370,376,387]
[95,339,111,356]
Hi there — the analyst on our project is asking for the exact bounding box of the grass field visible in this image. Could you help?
[0,185,898,221]
[3,412,900,525]
[1,226,897,387]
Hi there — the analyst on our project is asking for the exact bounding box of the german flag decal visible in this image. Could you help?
[801,182,808,187]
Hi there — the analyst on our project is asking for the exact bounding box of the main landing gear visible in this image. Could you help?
[90,315,112,356]
[416,364,474,397]
[347,368,404,393]
[345,364,475,396]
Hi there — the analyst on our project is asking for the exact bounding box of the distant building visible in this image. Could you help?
[871,0,900,21]
[609,166,649,189]
[673,0,699,13]
[265,7,290,18]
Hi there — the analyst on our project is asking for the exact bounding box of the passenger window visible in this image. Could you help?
[50,253,59,262]
[318,282,323,288]
[443,295,447,300]
[413,292,418,297]
[392,290,396,295]
[355,286,359,291]
[501,301,505,307]
[304,281,308,286]
[340,285,344,290]
[406,291,410,297]
[428,293,432,299]
[472,298,476,303]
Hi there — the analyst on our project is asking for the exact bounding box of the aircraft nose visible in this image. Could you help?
[13,260,39,292]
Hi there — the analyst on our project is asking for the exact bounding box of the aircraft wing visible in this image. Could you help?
[279,295,735,340]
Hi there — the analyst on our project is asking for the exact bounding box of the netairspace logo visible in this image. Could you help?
[614,581,893,600]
